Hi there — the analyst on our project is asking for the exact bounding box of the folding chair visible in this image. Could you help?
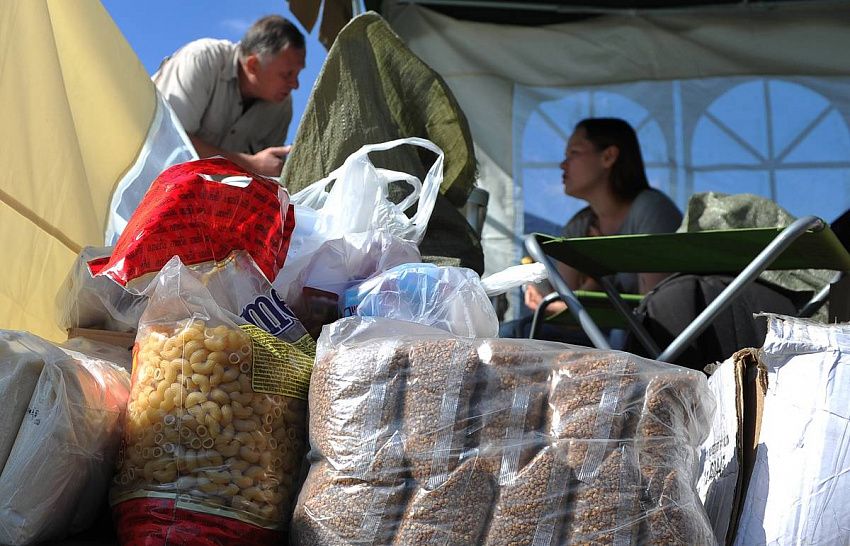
[524,215,850,363]
[528,290,642,340]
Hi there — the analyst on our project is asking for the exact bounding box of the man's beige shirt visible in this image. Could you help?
[153,39,292,154]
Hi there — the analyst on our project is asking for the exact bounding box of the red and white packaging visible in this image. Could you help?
[88,157,294,289]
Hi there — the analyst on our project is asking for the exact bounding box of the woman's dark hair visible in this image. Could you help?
[574,117,649,201]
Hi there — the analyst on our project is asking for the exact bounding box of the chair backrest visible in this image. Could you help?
[461,187,489,236]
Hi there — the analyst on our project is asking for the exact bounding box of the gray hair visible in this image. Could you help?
[239,15,305,64]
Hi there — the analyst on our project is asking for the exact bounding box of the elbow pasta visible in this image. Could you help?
[113,319,310,528]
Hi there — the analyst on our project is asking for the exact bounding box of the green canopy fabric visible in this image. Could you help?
[536,224,850,277]
[282,12,476,207]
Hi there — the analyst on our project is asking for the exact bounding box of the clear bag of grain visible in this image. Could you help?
[110,257,316,545]
[291,437,409,545]
[308,341,407,475]
[482,446,571,546]
[394,455,496,545]
[402,337,481,485]
[295,317,716,545]
[473,339,551,478]
[635,374,717,545]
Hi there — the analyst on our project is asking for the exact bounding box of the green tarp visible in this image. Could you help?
[282,12,483,273]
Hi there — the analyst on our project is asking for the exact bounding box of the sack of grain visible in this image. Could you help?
[293,317,716,545]
[0,331,130,545]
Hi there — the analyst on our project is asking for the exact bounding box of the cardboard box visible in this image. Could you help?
[698,348,767,545]
[733,315,850,545]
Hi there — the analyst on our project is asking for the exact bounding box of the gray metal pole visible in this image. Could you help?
[524,234,611,350]
[658,215,824,362]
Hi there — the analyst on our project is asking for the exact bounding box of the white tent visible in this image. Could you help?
[357,1,850,316]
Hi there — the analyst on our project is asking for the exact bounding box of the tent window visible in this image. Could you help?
[691,78,850,222]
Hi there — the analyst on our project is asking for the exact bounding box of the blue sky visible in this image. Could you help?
[101,0,328,144]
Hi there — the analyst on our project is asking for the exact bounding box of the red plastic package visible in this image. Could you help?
[89,157,294,287]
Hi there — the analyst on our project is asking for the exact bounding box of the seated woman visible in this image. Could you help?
[503,117,682,341]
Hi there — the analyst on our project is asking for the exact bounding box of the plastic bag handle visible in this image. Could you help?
[348,137,443,230]
[373,168,422,212]
[290,137,444,241]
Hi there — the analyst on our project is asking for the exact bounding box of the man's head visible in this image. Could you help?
[238,15,306,102]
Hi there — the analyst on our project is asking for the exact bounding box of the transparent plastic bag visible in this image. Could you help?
[55,245,147,332]
[110,257,316,545]
[342,263,499,338]
[272,230,421,338]
[480,262,548,297]
[292,317,717,545]
[0,331,130,545]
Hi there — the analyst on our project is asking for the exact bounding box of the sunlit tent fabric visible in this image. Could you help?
[362,1,850,318]
[0,0,193,340]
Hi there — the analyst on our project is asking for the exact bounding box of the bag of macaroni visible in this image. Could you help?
[109,257,316,545]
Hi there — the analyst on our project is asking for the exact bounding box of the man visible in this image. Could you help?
[154,15,306,176]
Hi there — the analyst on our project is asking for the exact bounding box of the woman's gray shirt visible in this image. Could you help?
[561,188,682,294]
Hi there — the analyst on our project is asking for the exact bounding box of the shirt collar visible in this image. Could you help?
[225,42,241,82]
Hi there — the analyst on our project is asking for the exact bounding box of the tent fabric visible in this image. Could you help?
[378,1,850,317]
[289,0,355,49]
[1,0,157,341]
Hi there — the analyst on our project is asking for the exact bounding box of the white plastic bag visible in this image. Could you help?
[273,230,421,337]
[0,331,130,545]
[480,262,548,297]
[55,245,147,333]
[286,138,444,269]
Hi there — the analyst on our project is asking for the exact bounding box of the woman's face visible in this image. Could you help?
[560,128,611,200]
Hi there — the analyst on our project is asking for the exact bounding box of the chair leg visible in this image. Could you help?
[797,271,843,318]
[528,292,561,339]
[828,273,850,322]
[658,215,825,363]
[524,234,611,350]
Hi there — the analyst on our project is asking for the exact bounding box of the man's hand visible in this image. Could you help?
[246,145,291,177]
[189,135,291,177]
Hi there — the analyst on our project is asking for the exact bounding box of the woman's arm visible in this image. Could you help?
[524,260,591,316]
